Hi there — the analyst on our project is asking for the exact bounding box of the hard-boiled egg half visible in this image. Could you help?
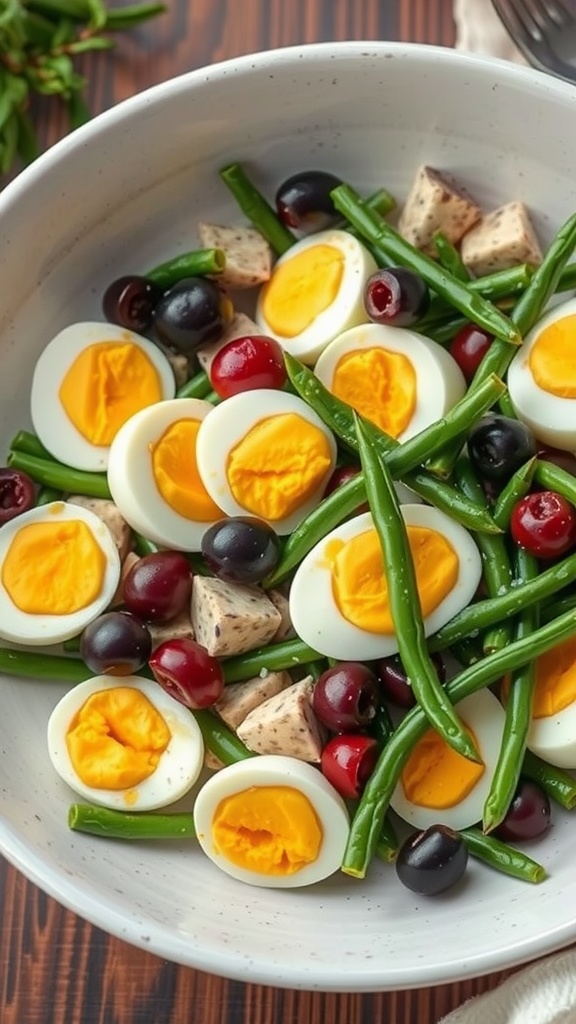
[195,390,337,535]
[389,689,506,831]
[255,229,377,364]
[0,501,120,645]
[507,296,576,450]
[193,755,349,888]
[48,675,204,810]
[314,323,466,442]
[289,506,482,660]
[526,635,576,769]
[31,321,176,471]
[107,397,224,551]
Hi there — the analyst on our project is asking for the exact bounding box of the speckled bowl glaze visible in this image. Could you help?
[2,42,576,992]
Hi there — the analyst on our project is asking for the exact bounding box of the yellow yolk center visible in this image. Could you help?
[529,316,576,397]
[66,687,171,791]
[331,347,417,438]
[211,785,323,876]
[150,418,223,521]
[59,340,163,445]
[329,526,459,634]
[226,413,332,521]
[532,636,576,718]
[1,519,106,614]
[260,244,344,337]
[401,724,484,809]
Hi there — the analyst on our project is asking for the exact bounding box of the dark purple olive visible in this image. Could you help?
[312,662,379,733]
[123,551,193,622]
[0,468,36,524]
[364,267,430,328]
[493,779,551,843]
[396,824,468,895]
[153,276,231,354]
[201,516,281,584]
[275,170,343,232]
[376,652,446,709]
[467,414,537,486]
[80,611,152,676]
[102,274,162,332]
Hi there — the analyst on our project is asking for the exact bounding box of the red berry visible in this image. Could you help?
[123,551,193,622]
[510,490,576,559]
[149,638,224,708]
[312,662,379,732]
[320,733,379,799]
[449,324,493,382]
[210,335,286,398]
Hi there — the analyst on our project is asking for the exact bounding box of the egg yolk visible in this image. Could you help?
[226,413,332,520]
[400,724,484,809]
[211,785,323,876]
[1,519,106,615]
[66,687,171,791]
[260,244,344,337]
[330,347,417,438]
[59,340,163,445]
[532,636,576,718]
[528,315,576,397]
[329,526,459,633]
[150,418,223,521]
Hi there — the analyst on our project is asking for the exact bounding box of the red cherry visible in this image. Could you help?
[510,490,576,559]
[449,324,493,382]
[148,638,224,708]
[320,733,379,799]
[209,335,286,398]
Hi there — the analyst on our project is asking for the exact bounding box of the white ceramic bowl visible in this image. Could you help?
[2,41,576,992]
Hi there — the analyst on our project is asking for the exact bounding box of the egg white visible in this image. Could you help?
[255,229,377,364]
[288,506,482,660]
[507,296,576,450]
[30,321,176,472]
[193,755,350,888]
[313,322,466,442]
[0,501,121,645]
[195,389,337,535]
[47,674,204,811]
[107,397,222,551]
[527,643,576,768]
[389,689,506,832]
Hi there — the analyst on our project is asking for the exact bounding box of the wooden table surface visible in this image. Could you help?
[0,2,529,1021]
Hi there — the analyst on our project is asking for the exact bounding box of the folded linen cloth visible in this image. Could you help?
[453,0,527,64]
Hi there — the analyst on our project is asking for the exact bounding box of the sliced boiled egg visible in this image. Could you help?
[195,390,337,535]
[314,323,466,442]
[390,689,506,832]
[289,506,482,660]
[255,229,377,364]
[47,675,204,811]
[526,635,576,768]
[193,755,349,888]
[507,296,576,450]
[107,397,224,551]
[31,321,176,472]
[0,501,120,645]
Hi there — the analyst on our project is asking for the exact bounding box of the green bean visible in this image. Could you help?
[492,458,537,530]
[371,702,395,748]
[453,456,513,655]
[375,815,399,863]
[482,546,539,833]
[103,2,166,30]
[522,749,576,810]
[219,163,296,255]
[330,183,522,346]
[222,638,323,684]
[534,459,576,505]
[36,486,63,506]
[9,429,53,460]
[428,546,576,652]
[355,412,478,761]
[425,316,468,345]
[341,605,576,878]
[0,648,90,683]
[542,592,576,623]
[7,450,111,499]
[175,369,212,400]
[133,533,158,556]
[69,804,195,840]
[417,265,533,336]
[145,248,225,290]
[193,709,255,764]
[338,187,397,233]
[434,232,470,281]
[63,635,81,653]
[460,828,546,884]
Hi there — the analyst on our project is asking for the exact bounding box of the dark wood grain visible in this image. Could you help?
[0,2,527,1021]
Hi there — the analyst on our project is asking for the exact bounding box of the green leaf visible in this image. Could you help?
[66,87,90,130]
[15,108,40,164]
[0,109,20,174]
[85,0,107,31]
[104,2,166,30]
[66,34,113,53]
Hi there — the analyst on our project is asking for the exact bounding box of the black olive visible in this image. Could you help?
[102,274,162,332]
[80,611,152,676]
[467,413,537,485]
[275,169,343,232]
[153,276,231,354]
[364,267,430,327]
[395,824,468,895]
[201,516,282,584]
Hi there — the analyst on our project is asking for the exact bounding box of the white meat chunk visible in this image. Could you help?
[267,587,296,642]
[236,675,327,763]
[67,495,132,560]
[198,222,272,289]
[196,312,261,373]
[148,607,195,649]
[213,670,292,731]
[398,165,482,254]
[191,575,282,657]
[204,748,225,772]
[460,201,543,276]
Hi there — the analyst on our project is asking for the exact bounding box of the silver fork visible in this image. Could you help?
[490,0,576,82]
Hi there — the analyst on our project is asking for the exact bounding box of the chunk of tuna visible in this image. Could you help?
[267,587,296,642]
[67,496,132,560]
[109,550,140,607]
[198,222,272,289]
[460,201,543,276]
[148,606,195,649]
[214,670,292,731]
[191,575,281,657]
[204,748,225,771]
[236,675,327,763]
[398,165,482,254]
[196,311,261,373]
